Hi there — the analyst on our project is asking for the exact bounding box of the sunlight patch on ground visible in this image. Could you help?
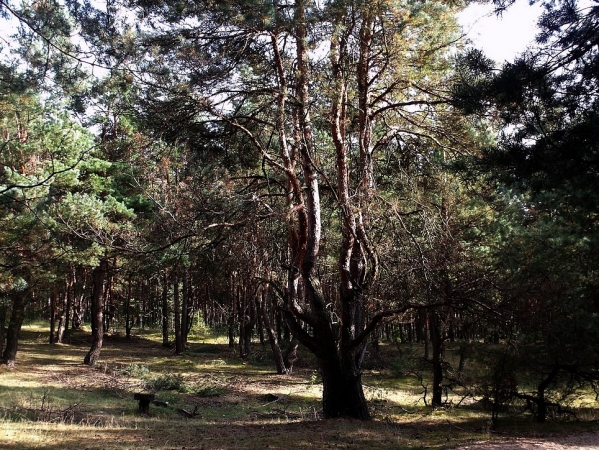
[1,326,596,449]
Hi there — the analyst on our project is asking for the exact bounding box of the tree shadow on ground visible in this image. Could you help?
[3,328,597,450]
[0,414,494,450]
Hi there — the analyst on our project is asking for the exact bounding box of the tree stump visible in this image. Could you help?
[134,393,155,414]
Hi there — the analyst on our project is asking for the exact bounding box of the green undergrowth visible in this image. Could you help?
[0,324,597,449]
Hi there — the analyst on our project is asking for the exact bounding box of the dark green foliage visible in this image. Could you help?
[119,363,151,378]
[146,372,188,393]
[194,385,226,398]
[452,0,599,423]
[454,2,599,207]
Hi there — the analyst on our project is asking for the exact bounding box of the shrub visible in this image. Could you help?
[195,385,226,398]
[119,363,150,378]
[146,373,188,392]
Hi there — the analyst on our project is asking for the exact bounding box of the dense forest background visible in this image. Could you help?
[1,0,598,426]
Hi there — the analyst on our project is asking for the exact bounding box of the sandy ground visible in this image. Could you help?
[453,432,599,449]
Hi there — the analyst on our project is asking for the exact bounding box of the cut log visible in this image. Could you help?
[134,393,155,414]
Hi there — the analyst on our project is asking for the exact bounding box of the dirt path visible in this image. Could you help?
[453,432,599,449]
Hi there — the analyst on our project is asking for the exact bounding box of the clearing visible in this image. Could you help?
[0,325,597,449]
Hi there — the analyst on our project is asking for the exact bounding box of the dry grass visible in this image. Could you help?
[0,325,597,449]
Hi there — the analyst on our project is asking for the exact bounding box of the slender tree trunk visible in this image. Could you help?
[103,273,114,332]
[125,275,132,340]
[181,270,189,346]
[63,266,74,339]
[227,312,236,348]
[55,290,67,344]
[239,285,256,359]
[283,339,299,372]
[536,366,559,422]
[257,298,265,346]
[84,259,108,366]
[238,287,247,359]
[423,315,430,360]
[72,268,86,330]
[228,273,237,348]
[162,271,169,348]
[174,273,183,355]
[430,312,445,408]
[49,290,57,344]
[1,290,27,367]
[260,284,288,374]
[0,301,6,356]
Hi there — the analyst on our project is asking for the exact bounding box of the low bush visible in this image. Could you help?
[145,372,188,393]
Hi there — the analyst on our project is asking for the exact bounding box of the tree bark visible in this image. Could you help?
[430,312,445,408]
[49,289,57,344]
[283,339,299,372]
[227,312,236,348]
[1,289,27,367]
[260,284,288,374]
[181,270,189,347]
[0,301,6,356]
[320,343,370,420]
[63,266,74,340]
[55,291,66,344]
[125,275,132,339]
[536,366,559,422]
[84,259,108,366]
[72,267,87,330]
[161,270,169,347]
[174,272,183,355]
[239,284,256,359]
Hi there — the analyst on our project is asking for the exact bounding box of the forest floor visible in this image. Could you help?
[0,325,597,449]
[452,432,599,449]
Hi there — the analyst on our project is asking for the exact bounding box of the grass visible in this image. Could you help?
[0,324,597,449]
